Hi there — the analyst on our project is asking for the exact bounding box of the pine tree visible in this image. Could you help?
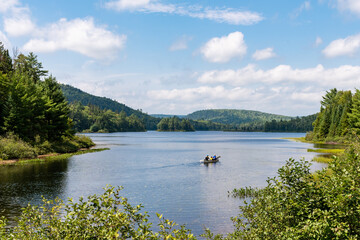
[348,89,360,135]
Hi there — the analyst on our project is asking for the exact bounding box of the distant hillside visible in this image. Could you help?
[60,84,159,130]
[150,114,186,119]
[186,109,293,126]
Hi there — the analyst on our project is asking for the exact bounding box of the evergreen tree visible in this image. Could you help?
[0,42,12,74]
[348,89,360,135]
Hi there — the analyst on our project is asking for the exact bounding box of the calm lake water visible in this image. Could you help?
[0,131,325,236]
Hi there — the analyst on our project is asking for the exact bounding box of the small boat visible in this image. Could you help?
[201,156,221,163]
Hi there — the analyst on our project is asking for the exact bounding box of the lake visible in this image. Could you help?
[0,131,324,236]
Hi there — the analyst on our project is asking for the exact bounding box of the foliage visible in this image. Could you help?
[0,186,195,239]
[0,43,94,158]
[264,114,317,132]
[186,109,292,126]
[308,88,353,142]
[203,145,360,239]
[61,84,160,130]
[69,102,146,133]
[0,133,37,160]
[157,117,195,131]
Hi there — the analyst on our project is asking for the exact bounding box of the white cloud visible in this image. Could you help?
[252,47,276,60]
[0,0,36,37]
[188,8,264,25]
[198,64,360,88]
[4,15,35,36]
[147,85,258,102]
[0,0,19,13]
[200,32,247,63]
[336,0,360,16]
[23,18,127,60]
[315,36,323,47]
[322,33,360,57]
[169,35,192,51]
[105,0,263,25]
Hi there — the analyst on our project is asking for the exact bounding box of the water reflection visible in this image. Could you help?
[0,159,69,223]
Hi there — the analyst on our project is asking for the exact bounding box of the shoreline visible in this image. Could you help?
[0,147,109,166]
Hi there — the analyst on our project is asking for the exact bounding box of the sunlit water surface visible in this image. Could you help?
[0,131,325,236]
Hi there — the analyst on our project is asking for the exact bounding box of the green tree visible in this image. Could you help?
[348,89,360,135]
[0,42,12,74]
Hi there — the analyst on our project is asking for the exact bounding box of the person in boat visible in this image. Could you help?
[205,155,209,161]
[213,155,216,159]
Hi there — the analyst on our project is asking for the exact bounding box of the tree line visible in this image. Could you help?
[306,88,359,142]
[0,43,93,159]
[69,102,146,133]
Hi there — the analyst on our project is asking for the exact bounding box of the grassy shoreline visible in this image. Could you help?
[284,137,346,163]
[0,148,109,166]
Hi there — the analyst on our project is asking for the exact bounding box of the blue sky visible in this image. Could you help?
[1,0,360,116]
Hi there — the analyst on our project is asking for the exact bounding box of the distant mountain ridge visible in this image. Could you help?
[186,109,293,125]
[60,84,159,130]
[60,84,310,131]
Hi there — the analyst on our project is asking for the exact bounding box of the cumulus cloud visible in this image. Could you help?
[200,32,247,63]
[198,64,360,88]
[4,15,35,36]
[335,0,360,16]
[252,47,276,60]
[322,33,360,58]
[0,0,19,13]
[105,0,263,25]
[0,0,36,37]
[147,85,258,102]
[23,18,127,60]
[169,35,192,51]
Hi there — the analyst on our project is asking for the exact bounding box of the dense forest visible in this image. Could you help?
[69,102,145,133]
[157,117,195,131]
[0,43,93,160]
[264,114,317,132]
[61,84,159,130]
[306,88,358,142]
[186,109,293,125]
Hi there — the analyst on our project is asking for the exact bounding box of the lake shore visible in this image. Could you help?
[0,148,109,166]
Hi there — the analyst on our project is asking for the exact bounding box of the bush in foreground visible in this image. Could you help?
[0,186,195,239]
[203,144,360,239]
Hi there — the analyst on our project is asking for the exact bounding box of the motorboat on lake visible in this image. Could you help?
[201,156,221,164]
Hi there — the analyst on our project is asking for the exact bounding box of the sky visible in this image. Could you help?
[1,0,360,116]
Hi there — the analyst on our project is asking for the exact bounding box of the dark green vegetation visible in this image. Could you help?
[186,109,315,132]
[157,117,195,131]
[306,88,358,142]
[0,43,94,160]
[264,114,317,132]
[0,186,196,239]
[69,102,146,133]
[202,145,360,239]
[186,109,292,125]
[61,84,159,130]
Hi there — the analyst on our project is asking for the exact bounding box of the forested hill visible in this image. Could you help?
[186,109,293,125]
[60,84,159,130]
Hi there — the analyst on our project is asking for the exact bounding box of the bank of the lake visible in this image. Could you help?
[0,148,109,166]
[0,131,326,236]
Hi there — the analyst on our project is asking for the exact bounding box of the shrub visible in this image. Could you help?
[0,133,37,160]
[73,134,95,148]
[0,186,196,239]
